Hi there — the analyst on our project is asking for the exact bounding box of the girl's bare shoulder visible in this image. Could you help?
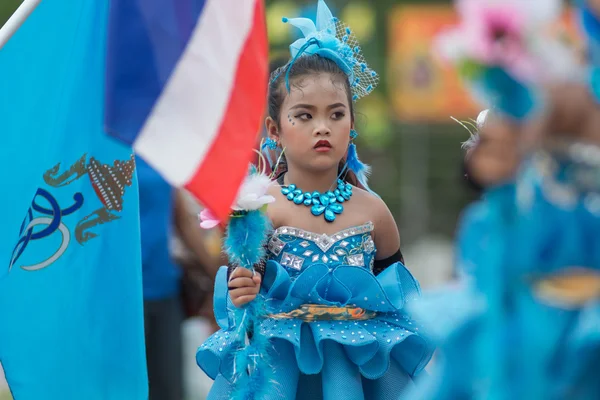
[350,186,400,259]
[266,183,287,227]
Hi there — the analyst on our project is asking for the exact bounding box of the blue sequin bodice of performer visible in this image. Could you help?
[407,1,600,396]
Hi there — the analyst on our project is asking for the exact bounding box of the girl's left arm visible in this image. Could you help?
[372,197,405,274]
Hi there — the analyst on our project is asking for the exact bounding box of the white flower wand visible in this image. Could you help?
[200,149,279,399]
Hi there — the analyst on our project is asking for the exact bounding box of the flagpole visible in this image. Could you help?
[0,0,42,50]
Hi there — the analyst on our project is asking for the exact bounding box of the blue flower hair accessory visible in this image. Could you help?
[281,0,379,102]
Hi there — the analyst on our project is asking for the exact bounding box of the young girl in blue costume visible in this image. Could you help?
[196,1,434,399]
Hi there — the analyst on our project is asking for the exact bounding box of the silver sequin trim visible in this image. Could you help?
[364,237,375,254]
[268,235,285,256]
[347,254,365,267]
[272,222,374,253]
[281,252,304,271]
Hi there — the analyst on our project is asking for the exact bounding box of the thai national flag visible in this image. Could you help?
[105,0,268,222]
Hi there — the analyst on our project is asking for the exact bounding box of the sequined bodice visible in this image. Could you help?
[266,222,376,278]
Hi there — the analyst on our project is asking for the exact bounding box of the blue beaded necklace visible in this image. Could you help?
[281,179,353,222]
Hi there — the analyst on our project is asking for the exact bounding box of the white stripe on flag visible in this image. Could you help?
[134,0,257,186]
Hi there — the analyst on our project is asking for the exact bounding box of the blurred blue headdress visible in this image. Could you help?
[282,0,379,102]
[578,1,600,102]
[264,0,379,192]
[436,0,577,122]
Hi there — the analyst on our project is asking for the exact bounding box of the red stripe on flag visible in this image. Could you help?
[185,0,268,222]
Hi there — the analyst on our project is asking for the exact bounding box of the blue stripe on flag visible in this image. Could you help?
[104,0,207,143]
[0,1,147,398]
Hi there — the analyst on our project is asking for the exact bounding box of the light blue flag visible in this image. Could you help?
[0,1,147,399]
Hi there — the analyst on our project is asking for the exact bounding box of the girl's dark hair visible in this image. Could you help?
[268,54,355,126]
[268,54,361,187]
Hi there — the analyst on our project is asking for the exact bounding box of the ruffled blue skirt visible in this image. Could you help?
[197,261,435,400]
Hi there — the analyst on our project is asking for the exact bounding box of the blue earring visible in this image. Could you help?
[265,137,278,150]
[345,128,376,195]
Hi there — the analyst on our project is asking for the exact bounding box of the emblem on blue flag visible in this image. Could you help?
[9,154,136,272]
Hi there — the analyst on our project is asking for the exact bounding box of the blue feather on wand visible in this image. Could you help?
[221,164,276,399]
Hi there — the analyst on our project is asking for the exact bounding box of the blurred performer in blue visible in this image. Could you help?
[409,0,600,399]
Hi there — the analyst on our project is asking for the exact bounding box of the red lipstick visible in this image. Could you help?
[314,140,332,152]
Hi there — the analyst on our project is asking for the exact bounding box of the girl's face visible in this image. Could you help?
[271,73,352,174]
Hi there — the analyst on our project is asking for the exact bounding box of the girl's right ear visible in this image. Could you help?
[265,117,280,142]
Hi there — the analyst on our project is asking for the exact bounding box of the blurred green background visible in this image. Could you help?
[0,1,20,25]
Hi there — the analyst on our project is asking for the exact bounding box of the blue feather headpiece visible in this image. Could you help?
[281,0,379,102]
[266,0,378,193]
